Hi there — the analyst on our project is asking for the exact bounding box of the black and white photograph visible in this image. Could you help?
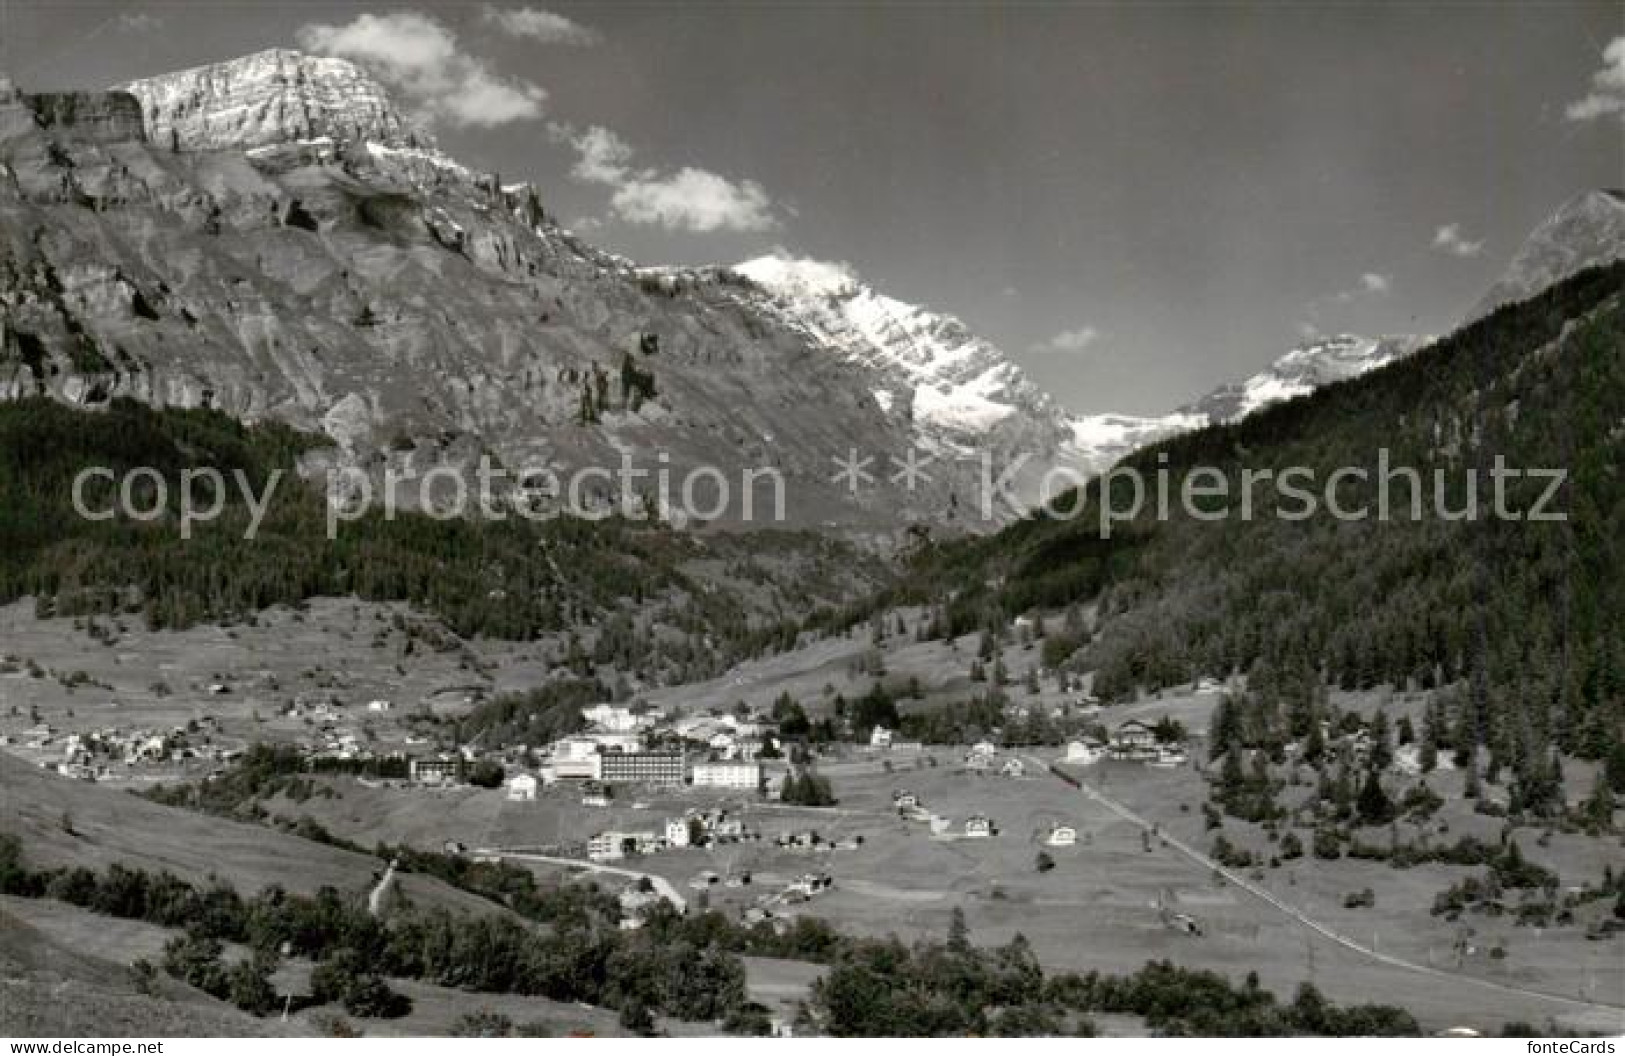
[0,0,1621,1044]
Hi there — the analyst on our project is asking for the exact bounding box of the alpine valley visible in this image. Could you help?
[1,39,1624,1045]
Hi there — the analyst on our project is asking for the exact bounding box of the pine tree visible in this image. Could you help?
[1356,768,1394,826]
[946,907,970,953]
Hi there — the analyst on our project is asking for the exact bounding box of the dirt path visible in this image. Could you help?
[366,859,398,917]
[477,849,687,912]
[1024,754,1625,1025]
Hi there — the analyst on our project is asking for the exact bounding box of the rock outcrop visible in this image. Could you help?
[1179,334,1425,425]
[0,54,959,532]
[1468,189,1625,322]
[22,91,146,144]
[119,48,434,154]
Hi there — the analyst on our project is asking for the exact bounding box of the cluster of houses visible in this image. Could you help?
[963,741,1028,777]
[1060,720,1189,768]
[736,872,834,914]
[773,830,864,852]
[404,702,783,799]
[1,719,239,780]
[892,788,998,840]
[688,868,754,891]
[525,705,780,791]
[278,692,409,761]
[866,726,924,753]
[588,807,755,861]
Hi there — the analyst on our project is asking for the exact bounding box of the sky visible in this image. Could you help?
[1,1,1620,415]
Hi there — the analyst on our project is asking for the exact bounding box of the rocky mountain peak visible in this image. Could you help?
[731,252,1079,467]
[119,47,436,154]
[1469,188,1625,322]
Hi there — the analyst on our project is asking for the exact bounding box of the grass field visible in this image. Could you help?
[0,903,300,1037]
[0,597,554,775]
[0,753,498,916]
[625,754,1623,1035]
[3,597,1620,1036]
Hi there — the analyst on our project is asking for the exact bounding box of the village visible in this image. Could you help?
[0,652,1219,934]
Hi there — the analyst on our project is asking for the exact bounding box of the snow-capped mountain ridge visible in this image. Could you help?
[733,254,1059,442]
[1177,333,1426,425]
[727,254,1435,476]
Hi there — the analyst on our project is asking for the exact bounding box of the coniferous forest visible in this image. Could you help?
[901,264,1625,785]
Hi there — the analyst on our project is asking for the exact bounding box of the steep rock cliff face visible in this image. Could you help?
[119,49,433,154]
[22,92,147,144]
[0,56,985,533]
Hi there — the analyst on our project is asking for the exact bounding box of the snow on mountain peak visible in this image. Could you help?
[732,252,1070,449]
[730,253,1427,483]
[735,252,862,301]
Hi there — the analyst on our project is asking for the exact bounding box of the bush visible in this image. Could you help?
[342,975,412,1019]
[161,929,226,996]
[619,999,656,1036]
[451,1010,515,1037]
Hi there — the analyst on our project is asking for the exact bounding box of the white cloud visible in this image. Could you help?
[1030,326,1103,355]
[1566,36,1625,122]
[297,12,545,129]
[569,125,635,183]
[1308,270,1393,320]
[1432,223,1485,258]
[612,169,775,233]
[564,124,777,233]
[482,6,601,45]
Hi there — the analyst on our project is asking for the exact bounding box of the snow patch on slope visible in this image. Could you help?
[735,253,1062,444]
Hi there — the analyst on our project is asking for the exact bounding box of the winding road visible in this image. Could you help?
[475,848,688,912]
[1024,754,1624,1024]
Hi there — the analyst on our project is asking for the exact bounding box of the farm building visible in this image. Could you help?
[1065,739,1105,764]
[1109,720,1161,761]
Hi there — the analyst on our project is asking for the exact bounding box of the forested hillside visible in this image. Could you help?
[0,397,886,679]
[908,264,1625,777]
